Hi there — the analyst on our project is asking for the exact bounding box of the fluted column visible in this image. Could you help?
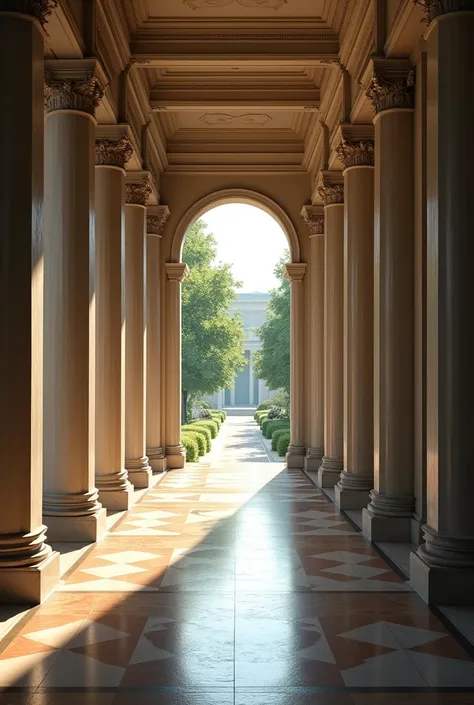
[94,135,133,510]
[43,60,107,541]
[165,263,189,469]
[362,60,416,542]
[318,175,345,488]
[0,3,59,603]
[284,263,307,469]
[335,129,375,510]
[301,207,325,473]
[146,207,170,472]
[124,179,152,488]
[410,1,474,604]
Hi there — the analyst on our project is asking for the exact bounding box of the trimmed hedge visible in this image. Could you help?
[210,414,222,430]
[272,427,290,451]
[181,431,200,462]
[183,424,211,452]
[191,418,218,438]
[211,410,226,423]
[261,417,275,436]
[181,426,206,455]
[277,431,291,457]
[257,400,273,411]
[264,419,290,439]
[256,410,269,425]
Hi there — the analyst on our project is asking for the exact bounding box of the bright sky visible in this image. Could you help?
[200,204,288,293]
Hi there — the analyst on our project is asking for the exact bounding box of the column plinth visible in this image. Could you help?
[408,7,474,604]
[43,60,107,541]
[165,263,189,469]
[94,136,134,510]
[317,176,345,489]
[146,208,170,472]
[334,131,375,510]
[284,263,307,469]
[0,7,60,603]
[125,183,153,488]
[301,208,325,474]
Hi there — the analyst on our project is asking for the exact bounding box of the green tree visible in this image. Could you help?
[181,219,246,421]
[254,251,290,395]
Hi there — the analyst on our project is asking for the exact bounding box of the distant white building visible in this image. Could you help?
[205,292,274,409]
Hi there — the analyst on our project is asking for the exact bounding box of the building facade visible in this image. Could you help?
[1,0,474,608]
[205,292,275,409]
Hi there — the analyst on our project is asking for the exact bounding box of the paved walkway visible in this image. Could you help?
[1,418,474,702]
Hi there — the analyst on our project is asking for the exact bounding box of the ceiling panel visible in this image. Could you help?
[145,0,325,19]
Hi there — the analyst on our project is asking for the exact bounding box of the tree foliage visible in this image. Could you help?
[253,251,290,394]
[182,220,246,416]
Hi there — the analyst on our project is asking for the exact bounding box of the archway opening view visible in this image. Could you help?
[180,203,291,464]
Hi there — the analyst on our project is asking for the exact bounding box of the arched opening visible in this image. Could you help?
[164,189,306,470]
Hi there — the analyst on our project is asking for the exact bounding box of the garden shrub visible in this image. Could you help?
[257,411,270,426]
[256,400,273,411]
[199,409,213,420]
[211,410,226,423]
[261,417,275,436]
[265,419,290,439]
[181,425,209,454]
[201,400,211,409]
[184,424,211,452]
[254,410,267,422]
[181,432,199,462]
[191,418,218,438]
[277,431,291,457]
[210,413,222,429]
[272,427,290,451]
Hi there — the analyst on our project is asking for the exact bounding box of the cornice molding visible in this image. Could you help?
[95,137,133,168]
[1,0,57,25]
[300,206,325,236]
[165,262,189,283]
[284,262,307,282]
[366,59,415,113]
[184,0,286,7]
[413,0,474,22]
[147,207,170,236]
[132,32,338,41]
[44,60,106,116]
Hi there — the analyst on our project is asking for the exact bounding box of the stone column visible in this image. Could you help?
[0,4,59,603]
[362,60,416,542]
[146,207,170,472]
[94,135,133,510]
[300,207,325,473]
[124,179,152,488]
[165,263,189,469]
[230,387,236,406]
[43,60,107,541]
[285,263,307,469]
[248,352,254,405]
[410,2,474,604]
[317,174,345,488]
[334,128,375,510]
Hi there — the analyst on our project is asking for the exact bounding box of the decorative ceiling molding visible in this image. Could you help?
[184,0,287,8]
[199,113,272,126]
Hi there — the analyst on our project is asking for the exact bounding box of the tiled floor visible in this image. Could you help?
[1,417,474,703]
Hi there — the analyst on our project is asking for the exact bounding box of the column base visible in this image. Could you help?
[166,444,186,470]
[335,472,373,510]
[45,508,107,542]
[286,445,306,469]
[147,447,167,473]
[362,510,412,542]
[98,486,134,511]
[304,447,323,472]
[126,456,152,489]
[0,550,60,605]
[410,550,474,605]
[317,457,343,488]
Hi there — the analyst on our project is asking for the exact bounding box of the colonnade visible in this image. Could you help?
[300,10,474,604]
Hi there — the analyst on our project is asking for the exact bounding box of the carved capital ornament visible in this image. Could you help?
[336,139,375,169]
[147,207,171,237]
[44,70,105,115]
[300,206,324,237]
[1,0,57,25]
[367,61,415,113]
[125,181,152,206]
[413,0,474,22]
[318,182,344,206]
[95,138,133,169]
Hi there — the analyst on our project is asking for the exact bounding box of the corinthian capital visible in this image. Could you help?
[2,0,57,26]
[95,138,133,169]
[317,171,344,205]
[44,60,106,116]
[414,0,474,22]
[125,181,152,206]
[300,206,324,237]
[147,207,171,236]
[367,59,415,114]
[336,139,374,169]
